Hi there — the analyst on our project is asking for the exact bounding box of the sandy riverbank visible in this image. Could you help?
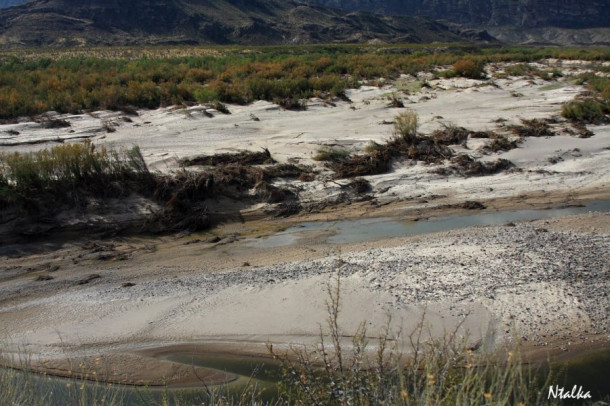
[0,209,608,386]
[0,59,609,387]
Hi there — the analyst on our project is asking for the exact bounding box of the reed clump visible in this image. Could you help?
[0,140,150,209]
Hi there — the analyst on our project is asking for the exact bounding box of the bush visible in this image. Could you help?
[208,100,231,114]
[0,141,153,219]
[0,46,606,120]
[510,118,556,137]
[393,110,419,143]
[486,136,520,152]
[314,146,350,162]
[452,58,487,79]
[388,93,405,108]
[193,86,219,103]
[0,141,148,195]
[275,97,307,111]
[430,124,470,146]
[561,98,609,124]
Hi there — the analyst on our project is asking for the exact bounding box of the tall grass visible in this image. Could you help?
[393,110,419,143]
[561,98,609,124]
[313,146,350,162]
[0,140,150,209]
[269,270,551,406]
[0,350,127,406]
[441,58,487,79]
[0,141,147,191]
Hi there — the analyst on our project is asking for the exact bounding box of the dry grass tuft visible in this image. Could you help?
[429,124,470,146]
[509,118,556,138]
[448,155,514,176]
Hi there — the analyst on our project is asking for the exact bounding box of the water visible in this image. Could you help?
[542,348,610,404]
[159,352,282,383]
[244,199,610,248]
[5,348,608,404]
[1,353,281,405]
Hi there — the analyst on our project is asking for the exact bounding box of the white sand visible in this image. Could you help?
[1,60,609,373]
[1,215,608,366]
[2,61,607,210]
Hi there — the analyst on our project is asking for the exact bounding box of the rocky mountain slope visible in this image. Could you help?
[0,0,494,47]
[313,0,609,29]
[312,0,610,45]
[0,0,27,8]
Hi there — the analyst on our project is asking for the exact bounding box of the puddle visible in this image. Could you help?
[243,200,610,248]
[158,352,281,384]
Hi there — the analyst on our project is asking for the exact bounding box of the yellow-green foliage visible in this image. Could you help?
[0,141,148,208]
[451,58,487,79]
[561,73,609,123]
[1,141,145,189]
[0,45,608,120]
[314,146,350,162]
[562,98,609,123]
[393,110,419,142]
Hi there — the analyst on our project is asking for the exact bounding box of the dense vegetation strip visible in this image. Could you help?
[0,45,608,120]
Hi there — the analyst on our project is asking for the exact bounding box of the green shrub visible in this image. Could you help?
[0,46,607,120]
[314,146,350,162]
[0,141,149,207]
[393,110,419,143]
[193,86,219,103]
[561,98,609,124]
[275,97,307,110]
[364,141,384,154]
[452,58,487,79]
[209,100,231,114]
[388,93,405,108]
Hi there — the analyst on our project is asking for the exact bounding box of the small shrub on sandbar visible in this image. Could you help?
[561,98,609,124]
[393,110,419,143]
[442,58,487,80]
[430,124,470,146]
[314,146,350,162]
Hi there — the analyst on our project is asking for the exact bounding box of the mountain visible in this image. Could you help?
[312,0,609,29]
[0,0,495,47]
[0,0,28,8]
[311,0,610,45]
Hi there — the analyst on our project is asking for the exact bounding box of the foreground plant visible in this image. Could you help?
[269,269,552,406]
